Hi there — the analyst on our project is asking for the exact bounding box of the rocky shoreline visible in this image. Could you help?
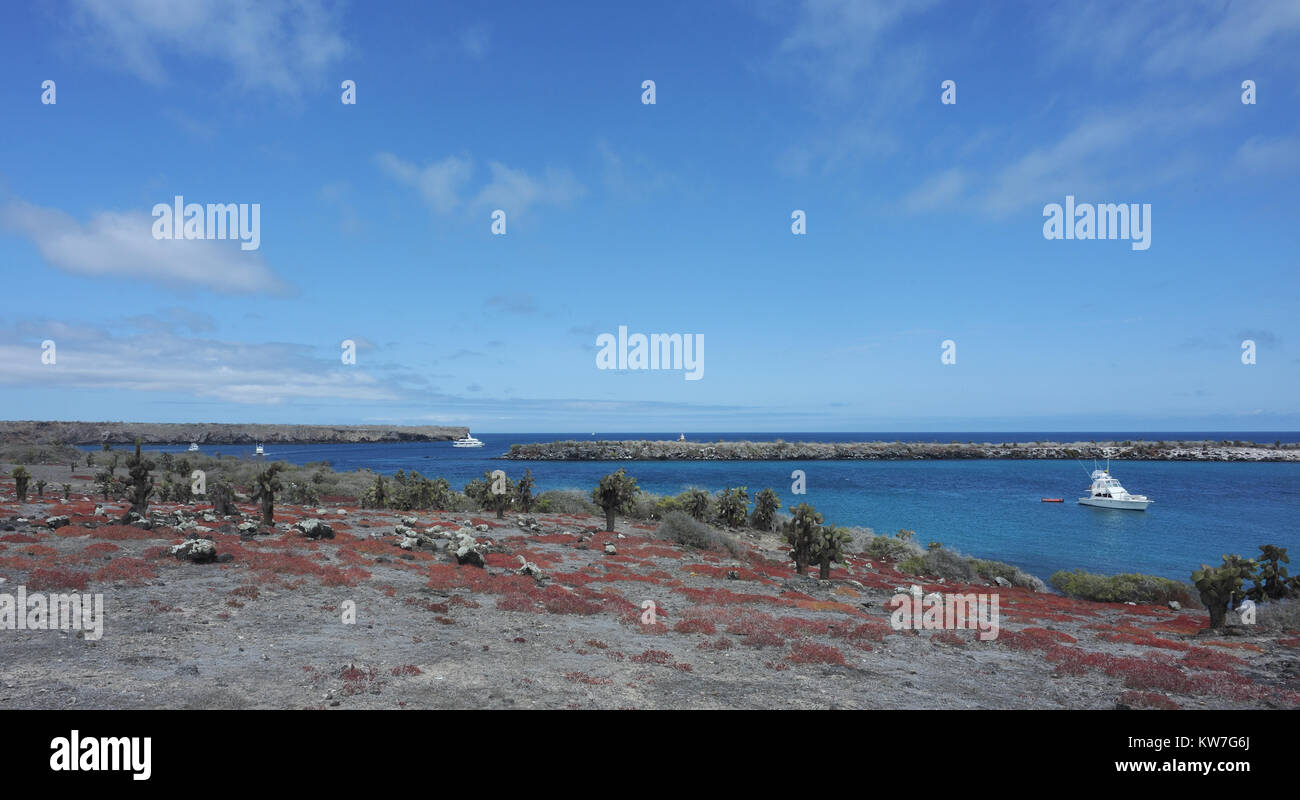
[0,421,469,446]
[504,439,1300,462]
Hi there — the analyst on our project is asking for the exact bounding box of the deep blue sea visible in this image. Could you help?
[110,432,1300,583]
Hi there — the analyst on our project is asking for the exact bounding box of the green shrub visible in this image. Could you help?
[1051,568,1198,608]
[655,511,743,558]
[535,489,597,515]
[862,533,921,562]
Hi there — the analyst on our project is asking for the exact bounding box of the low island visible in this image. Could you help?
[503,439,1300,462]
[0,421,469,446]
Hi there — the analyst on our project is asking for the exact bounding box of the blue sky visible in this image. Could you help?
[1,0,1298,433]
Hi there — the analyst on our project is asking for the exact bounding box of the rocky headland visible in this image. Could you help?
[0,421,469,446]
[504,439,1300,462]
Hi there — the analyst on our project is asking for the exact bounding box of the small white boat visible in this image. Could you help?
[254,443,265,456]
[187,442,199,452]
[1079,468,1152,511]
[678,433,686,441]
[453,435,484,448]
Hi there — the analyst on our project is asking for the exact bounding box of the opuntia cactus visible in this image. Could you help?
[715,486,749,528]
[249,464,284,527]
[591,468,639,531]
[1249,544,1294,601]
[12,466,31,501]
[750,488,781,531]
[1191,554,1257,629]
[122,441,155,519]
[209,480,236,516]
[783,503,824,575]
[812,524,853,579]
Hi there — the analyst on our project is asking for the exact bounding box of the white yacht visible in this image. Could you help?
[1079,468,1152,511]
[254,443,265,456]
[187,442,199,452]
[453,434,484,448]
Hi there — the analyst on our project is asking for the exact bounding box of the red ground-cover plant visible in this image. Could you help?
[1182,647,1246,673]
[94,557,157,585]
[53,525,94,538]
[391,665,422,677]
[20,544,59,559]
[0,555,37,571]
[320,565,370,587]
[1000,627,1078,651]
[229,585,260,600]
[931,630,967,646]
[1150,615,1206,636]
[27,567,91,591]
[630,649,674,665]
[673,616,717,635]
[0,533,40,543]
[1090,623,1191,651]
[1279,637,1300,648]
[697,637,734,651]
[96,525,168,541]
[565,671,613,685]
[1119,690,1180,710]
[788,642,847,666]
[777,615,840,639]
[404,597,450,613]
[674,586,792,607]
[81,542,120,558]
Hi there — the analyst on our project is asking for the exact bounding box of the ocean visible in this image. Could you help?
[111,432,1300,583]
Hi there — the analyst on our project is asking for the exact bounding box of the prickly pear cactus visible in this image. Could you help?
[1191,554,1256,629]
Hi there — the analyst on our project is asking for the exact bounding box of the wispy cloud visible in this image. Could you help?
[0,322,392,405]
[0,200,289,295]
[70,0,349,95]
[1234,135,1300,175]
[1042,0,1300,78]
[377,152,582,219]
[485,293,539,315]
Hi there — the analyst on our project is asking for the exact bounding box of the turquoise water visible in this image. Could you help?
[111,432,1299,583]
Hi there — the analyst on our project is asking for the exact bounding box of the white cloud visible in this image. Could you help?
[777,0,938,93]
[902,168,967,212]
[375,152,474,214]
[1233,135,1300,175]
[472,162,583,216]
[0,326,395,406]
[70,0,348,95]
[377,153,582,219]
[1044,0,1300,78]
[0,200,289,295]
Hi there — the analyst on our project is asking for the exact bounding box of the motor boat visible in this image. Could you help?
[453,435,484,448]
[1079,468,1152,510]
[254,443,265,456]
[187,442,199,452]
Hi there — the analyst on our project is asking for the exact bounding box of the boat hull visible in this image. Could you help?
[1079,497,1150,511]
